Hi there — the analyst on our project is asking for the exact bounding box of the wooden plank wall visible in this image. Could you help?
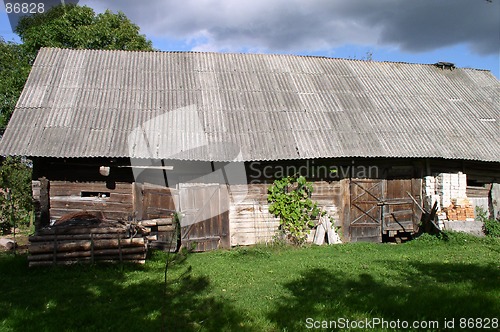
[229,184,279,246]
[229,181,341,246]
[32,179,50,229]
[141,183,178,219]
[311,181,341,226]
[466,185,491,198]
[49,181,134,222]
[179,184,230,251]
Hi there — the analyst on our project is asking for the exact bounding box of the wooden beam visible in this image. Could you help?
[39,177,50,230]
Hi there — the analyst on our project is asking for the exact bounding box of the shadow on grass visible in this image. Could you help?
[0,252,249,332]
[269,262,500,331]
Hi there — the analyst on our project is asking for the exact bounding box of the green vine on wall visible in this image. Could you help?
[268,175,321,245]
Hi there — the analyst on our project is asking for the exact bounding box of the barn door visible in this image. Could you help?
[347,178,423,242]
[349,179,384,242]
[382,179,420,235]
[133,183,180,251]
[179,184,230,251]
[141,183,178,219]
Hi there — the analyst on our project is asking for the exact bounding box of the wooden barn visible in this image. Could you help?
[0,48,498,250]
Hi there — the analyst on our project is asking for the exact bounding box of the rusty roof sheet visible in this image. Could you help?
[0,48,498,162]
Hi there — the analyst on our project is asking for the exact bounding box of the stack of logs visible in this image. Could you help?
[28,221,148,267]
[443,198,475,221]
[139,216,178,252]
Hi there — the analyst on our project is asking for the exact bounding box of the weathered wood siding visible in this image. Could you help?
[311,181,342,226]
[229,182,342,246]
[49,181,134,222]
[229,184,279,246]
[140,183,178,219]
[179,184,230,251]
[32,178,50,228]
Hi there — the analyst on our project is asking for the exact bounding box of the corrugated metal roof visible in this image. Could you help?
[0,47,499,162]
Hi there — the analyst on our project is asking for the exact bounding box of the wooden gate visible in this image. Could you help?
[382,180,421,237]
[179,184,230,251]
[348,179,422,242]
[349,179,384,242]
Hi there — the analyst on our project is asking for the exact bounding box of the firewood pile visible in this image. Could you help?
[28,212,148,267]
[139,216,179,252]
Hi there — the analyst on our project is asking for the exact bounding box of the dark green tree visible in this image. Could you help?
[2,4,153,129]
[0,157,32,233]
[0,4,153,232]
[16,4,153,55]
[0,38,33,130]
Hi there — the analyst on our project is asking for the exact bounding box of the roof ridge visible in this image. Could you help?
[37,47,494,73]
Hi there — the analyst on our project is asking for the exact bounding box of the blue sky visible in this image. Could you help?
[1,0,499,78]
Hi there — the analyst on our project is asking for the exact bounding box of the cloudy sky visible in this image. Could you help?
[1,0,499,77]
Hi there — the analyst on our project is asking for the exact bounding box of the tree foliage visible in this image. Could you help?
[0,38,33,129]
[0,4,154,229]
[16,4,153,55]
[268,176,321,245]
[0,157,32,233]
[1,5,153,129]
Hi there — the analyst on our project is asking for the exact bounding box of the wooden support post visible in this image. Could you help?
[32,180,41,230]
[490,183,500,220]
[341,179,351,242]
[39,177,50,230]
[132,182,144,221]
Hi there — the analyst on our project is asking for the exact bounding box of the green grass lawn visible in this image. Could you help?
[0,233,499,331]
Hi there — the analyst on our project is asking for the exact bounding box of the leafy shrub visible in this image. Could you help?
[475,206,500,238]
[475,205,488,222]
[268,175,321,245]
[483,219,500,238]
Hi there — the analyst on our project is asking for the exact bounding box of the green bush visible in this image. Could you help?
[268,175,321,245]
[483,219,500,238]
[475,206,500,238]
